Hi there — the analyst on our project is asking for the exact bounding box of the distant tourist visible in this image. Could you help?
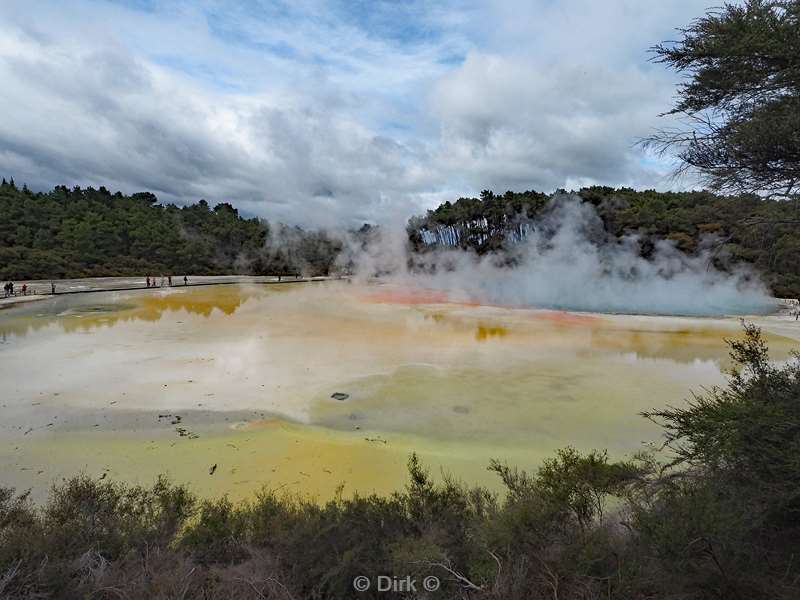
[8,282,13,296]
[21,283,27,296]
[183,275,188,286]
[3,282,9,298]
[146,276,151,288]
[50,281,55,294]
[168,275,172,286]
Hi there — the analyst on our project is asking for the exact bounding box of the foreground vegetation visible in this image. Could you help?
[1,325,798,599]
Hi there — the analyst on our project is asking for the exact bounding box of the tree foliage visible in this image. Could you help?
[0,180,343,280]
[644,0,800,199]
[643,323,800,522]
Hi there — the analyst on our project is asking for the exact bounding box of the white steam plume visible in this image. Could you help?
[348,196,777,317]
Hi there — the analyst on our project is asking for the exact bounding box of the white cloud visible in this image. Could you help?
[428,52,678,192]
[0,0,712,225]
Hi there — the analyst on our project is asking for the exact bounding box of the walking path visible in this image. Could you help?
[0,275,343,310]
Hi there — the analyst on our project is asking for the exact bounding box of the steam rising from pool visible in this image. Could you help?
[345,197,776,316]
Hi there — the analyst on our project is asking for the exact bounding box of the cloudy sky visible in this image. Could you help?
[0,0,712,225]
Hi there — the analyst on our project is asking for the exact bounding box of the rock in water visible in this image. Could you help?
[331,392,349,401]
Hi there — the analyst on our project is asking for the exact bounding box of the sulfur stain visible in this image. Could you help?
[475,323,508,341]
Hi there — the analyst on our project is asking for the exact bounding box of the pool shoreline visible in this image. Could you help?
[2,279,799,502]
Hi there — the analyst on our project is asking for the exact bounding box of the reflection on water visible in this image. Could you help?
[0,285,254,339]
[1,281,798,501]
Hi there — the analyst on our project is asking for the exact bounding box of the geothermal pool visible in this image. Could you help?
[1,281,798,501]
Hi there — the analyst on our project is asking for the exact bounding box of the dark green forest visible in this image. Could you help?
[0,179,342,280]
[410,187,800,298]
[1,326,798,599]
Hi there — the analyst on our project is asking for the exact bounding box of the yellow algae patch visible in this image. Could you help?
[585,320,798,365]
[475,323,508,341]
[0,421,546,503]
[308,359,693,447]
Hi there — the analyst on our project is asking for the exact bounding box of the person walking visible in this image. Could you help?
[21,283,27,296]
[168,275,172,286]
[50,281,56,295]
[183,275,188,286]
[146,276,151,288]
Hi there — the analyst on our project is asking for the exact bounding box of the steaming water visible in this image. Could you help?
[0,281,797,501]
[364,198,779,316]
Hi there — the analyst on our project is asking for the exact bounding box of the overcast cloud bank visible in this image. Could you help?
[1,0,712,225]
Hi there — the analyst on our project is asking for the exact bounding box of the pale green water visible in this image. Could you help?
[1,281,797,501]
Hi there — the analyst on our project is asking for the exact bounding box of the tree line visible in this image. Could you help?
[0,179,342,280]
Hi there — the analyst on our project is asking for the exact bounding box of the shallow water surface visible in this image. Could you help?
[1,282,797,501]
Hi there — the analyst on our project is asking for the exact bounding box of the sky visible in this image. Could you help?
[0,0,714,225]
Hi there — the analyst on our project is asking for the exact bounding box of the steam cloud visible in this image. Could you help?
[343,197,777,317]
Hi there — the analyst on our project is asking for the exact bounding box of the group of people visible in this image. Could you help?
[3,281,55,298]
[4,276,193,298]
[3,281,30,297]
[146,275,188,288]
